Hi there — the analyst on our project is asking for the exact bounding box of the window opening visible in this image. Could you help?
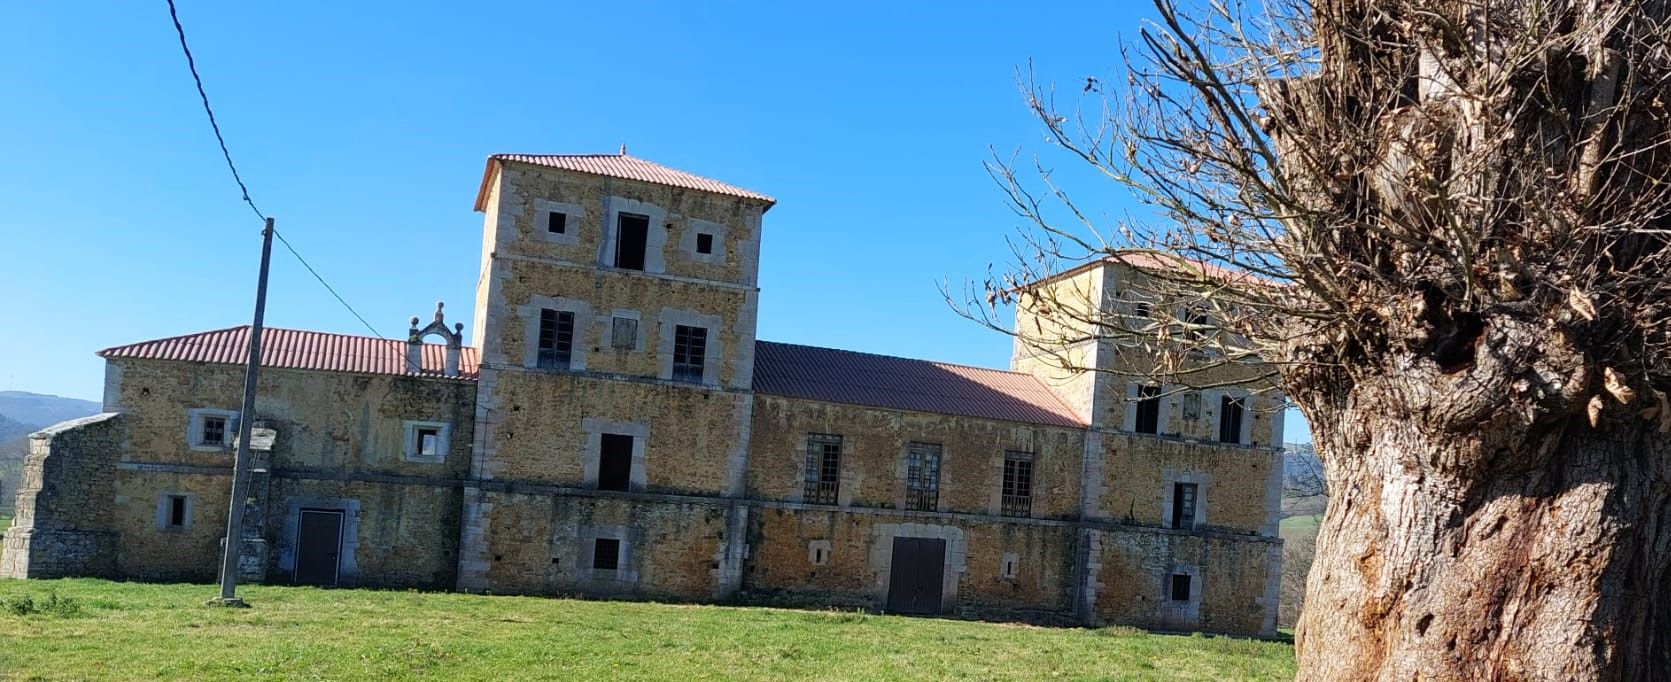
[803,434,842,504]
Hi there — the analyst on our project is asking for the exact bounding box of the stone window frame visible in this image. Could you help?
[155,492,195,532]
[656,308,725,386]
[401,420,452,463]
[533,198,584,246]
[801,433,844,505]
[902,441,943,512]
[599,196,669,274]
[186,408,239,452]
[808,539,832,566]
[1203,388,1255,446]
[519,295,592,372]
[1122,382,1170,436]
[581,418,649,492]
[1000,552,1020,580]
[605,309,645,352]
[1162,563,1203,624]
[577,525,639,583]
[1162,469,1210,530]
[680,218,728,265]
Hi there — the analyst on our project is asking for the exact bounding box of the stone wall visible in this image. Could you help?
[1085,525,1281,636]
[748,395,1086,518]
[100,357,474,585]
[741,505,1079,624]
[1,413,124,579]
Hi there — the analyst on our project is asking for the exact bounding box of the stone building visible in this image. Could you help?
[1,152,1284,636]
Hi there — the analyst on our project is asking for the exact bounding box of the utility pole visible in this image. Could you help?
[210,217,273,608]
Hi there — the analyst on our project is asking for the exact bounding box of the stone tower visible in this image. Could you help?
[458,151,774,593]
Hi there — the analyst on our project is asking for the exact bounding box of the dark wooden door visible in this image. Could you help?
[885,537,946,614]
[295,509,344,586]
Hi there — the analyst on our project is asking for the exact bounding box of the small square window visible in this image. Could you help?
[547,211,567,234]
[593,538,621,570]
[612,317,638,350]
[1170,573,1192,601]
[200,415,227,446]
[404,421,450,462]
[695,232,714,255]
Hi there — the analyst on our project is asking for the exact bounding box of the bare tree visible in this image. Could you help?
[961,0,1671,678]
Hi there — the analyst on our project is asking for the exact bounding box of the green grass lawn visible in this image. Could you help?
[0,579,1295,681]
[1279,513,1321,538]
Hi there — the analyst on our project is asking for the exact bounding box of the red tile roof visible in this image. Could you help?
[751,341,1084,428]
[476,152,775,210]
[97,326,478,380]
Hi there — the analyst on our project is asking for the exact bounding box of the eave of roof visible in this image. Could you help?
[473,153,776,212]
[97,326,479,380]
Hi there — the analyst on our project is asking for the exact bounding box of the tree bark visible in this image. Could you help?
[1295,387,1671,680]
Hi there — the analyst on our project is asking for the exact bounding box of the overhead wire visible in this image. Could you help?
[164,0,441,369]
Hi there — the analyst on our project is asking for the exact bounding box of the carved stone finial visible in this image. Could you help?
[454,322,464,335]
[434,301,446,324]
[620,143,628,156]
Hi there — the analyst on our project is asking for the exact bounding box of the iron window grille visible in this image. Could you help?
[199,415,227,446]
[537,308,574,369]
[905,442,942,511]
[593,538,620,570]
[672,325,707,383]
[803,433,842,504]
[1001,451,1034,517]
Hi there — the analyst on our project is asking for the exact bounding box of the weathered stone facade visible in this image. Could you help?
[2,152,1283,637]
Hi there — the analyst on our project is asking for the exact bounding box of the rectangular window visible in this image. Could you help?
[1170,573,1192,601]
[614,213,649,270]
[1172,482,1198,529]
[1135,384,1162,435]
[1001,451,1033,517]
[199,415,227,446]
[593,538,621,570]
[696,232,714,255]
[611,317,638,350]
[166,495,188,529]
[803,434,842,504]
[416,427,441,457]
[671,325,707,383]
[537,308,574,369]
[1218,395,1246,444]
[547,211,567,234]
[598,433,633,492]
[905,442,942,511]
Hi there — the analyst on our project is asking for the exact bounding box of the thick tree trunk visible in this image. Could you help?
[1294,398,1671,680]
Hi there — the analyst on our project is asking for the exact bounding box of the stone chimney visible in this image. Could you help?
[407,301,464,377]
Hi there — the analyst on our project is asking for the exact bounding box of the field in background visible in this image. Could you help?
[0,579,1295,681]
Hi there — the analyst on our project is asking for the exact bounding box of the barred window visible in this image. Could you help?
[199,415,227,446]
[905,442,942,511]
[803,433,842,504]
[1001,451,1033,517]
[672,325,707,383]
[537,308,574,369]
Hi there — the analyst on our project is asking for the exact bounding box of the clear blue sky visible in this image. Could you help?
[0,1,1310,442]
